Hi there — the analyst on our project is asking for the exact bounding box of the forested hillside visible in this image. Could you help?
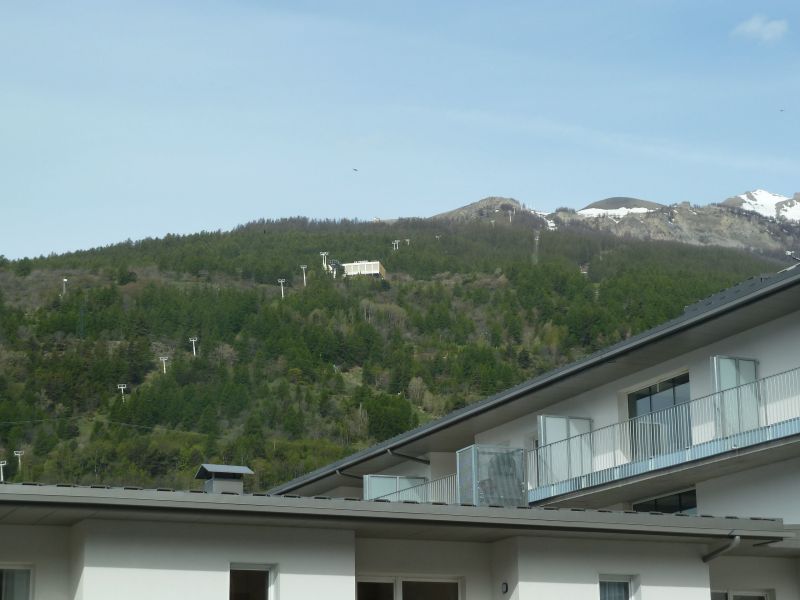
[0,216,780,491]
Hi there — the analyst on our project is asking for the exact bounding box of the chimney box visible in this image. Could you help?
[194,463,254,494]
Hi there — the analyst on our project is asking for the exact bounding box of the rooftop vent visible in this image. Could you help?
[194,463,254,494]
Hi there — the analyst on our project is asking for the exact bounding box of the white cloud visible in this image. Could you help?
[732,15,788,43]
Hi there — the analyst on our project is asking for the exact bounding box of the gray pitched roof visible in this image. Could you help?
[269,263,800,495]
[195,464,254,479]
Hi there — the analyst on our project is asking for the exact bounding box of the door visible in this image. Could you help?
[714,357,760,436]
[537,415,592,483]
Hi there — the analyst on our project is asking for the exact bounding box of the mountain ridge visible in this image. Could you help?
[430,190,800,255]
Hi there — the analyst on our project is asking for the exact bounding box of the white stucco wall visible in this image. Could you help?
[696,456,800,523]
[76,520,355,600]
[0,525,71,600]
[430,452,457,479]
[516,537,712,599]
[375,460,430,479]
[709,556,800,599]
[375,451,456,480]
[490,538,519,600]
[356,538,492,600]
[8,520,800,600]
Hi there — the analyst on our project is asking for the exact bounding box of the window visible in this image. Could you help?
[0,569,31,600]
[402,581,459,600]
[363,475,426,500]
[357,578,459,600]
[599,577,632,600]
[230,566,269,600]
[628,373,690,418]
[357,581,394,600]
[712,592,770,600]
[632,489,697,514]
[627,373,691,459]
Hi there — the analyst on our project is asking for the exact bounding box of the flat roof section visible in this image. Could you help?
[0,483,792,550]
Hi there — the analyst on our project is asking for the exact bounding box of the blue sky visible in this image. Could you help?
[1,1,798,259]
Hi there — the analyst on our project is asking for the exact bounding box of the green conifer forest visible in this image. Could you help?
[0,215,779,491]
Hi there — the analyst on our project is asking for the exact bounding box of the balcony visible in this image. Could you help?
[372,473,458,504]
[528,365,800,502]
[370,366,800,507]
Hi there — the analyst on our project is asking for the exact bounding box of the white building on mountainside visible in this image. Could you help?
[341,260,386,278]
[3,264,800,599]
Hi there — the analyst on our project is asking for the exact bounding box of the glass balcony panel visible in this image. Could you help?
[457,445,525,507]
[365,475,398,500]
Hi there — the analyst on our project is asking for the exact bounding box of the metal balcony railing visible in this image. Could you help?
[528,366,800,502]
[372,473,458,504]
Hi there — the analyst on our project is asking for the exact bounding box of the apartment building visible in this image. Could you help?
[1,265,799,599]
[272,263,800,598]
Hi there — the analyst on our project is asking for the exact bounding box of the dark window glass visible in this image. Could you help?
[627,373,691,417]
[600,581,630,600]
[402,581,459,600]
[230,570,267,600]
[633,499,656,512]
[0,570,31,600]
[680,489,697,512]
[629,388,652,418]
[633,489,697,514]
[673,381,690,405]
[651,379,675,412]
[357,582,394,600]
[654,494,680,514]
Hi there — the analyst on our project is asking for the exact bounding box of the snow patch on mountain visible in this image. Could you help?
[780,194,800,221]
[531,209,558,230]
[731,189,791,219]
[576,196,664,219]
[578,206,654,219]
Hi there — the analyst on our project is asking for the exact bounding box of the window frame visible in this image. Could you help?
[0,565,34,600]
[712,356,759,393]
[356,575,463,600]
[712,591,773,600]
[625,371,691,419]
[623,372,691,462]
[711,356,762,435]
[229,562,276,600]
[599,575,637,600]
